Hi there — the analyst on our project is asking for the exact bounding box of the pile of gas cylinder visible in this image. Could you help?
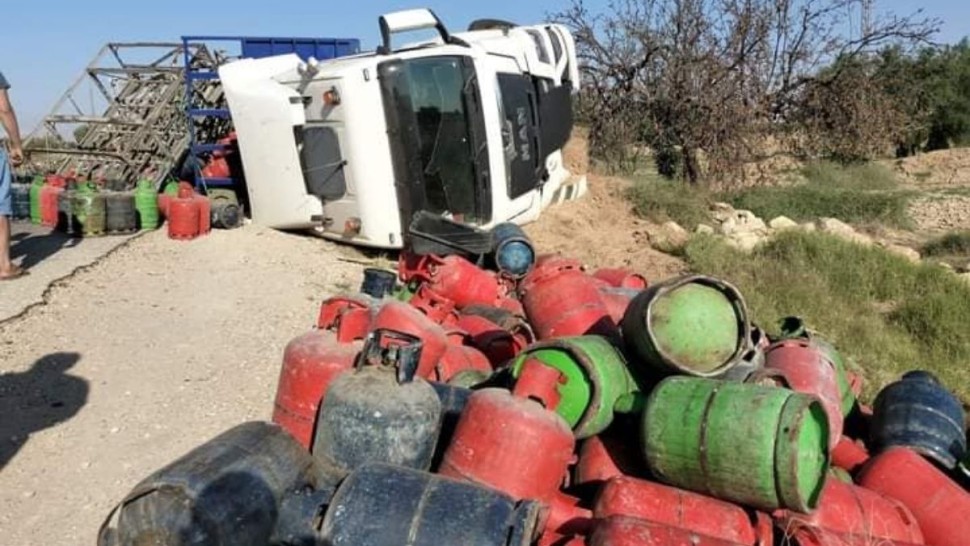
[99,222,970,546]
[159,181,244,239]
[10,174,159,235]
[10,175,243,240]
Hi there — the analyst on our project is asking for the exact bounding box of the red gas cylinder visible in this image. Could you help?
[597,287,640,326]
[595,476,773,546]
[425,255,505,309]
[408,284,460,327]
[831,436,869,473]
[456,313,521,367]
[201,156,231,179]
[272,331,363,449]
[158,193,171,218]
[575,430,647,487]
[439,360,574,502]
[520,259,616,340]
[316,296,373,343]
[40,176,65,227]
[857,447,970,546]
[497,295,526,317]
[533,254,584,274]
[752,339,843,450]
[538,533,586,546]
[544,492,594,539]
[370,301,448,379]
[461,304,535,354]
[588,516,746,546]
[784,527,924,546]
[400,253,507,310]
[167,186,201,240]
[196,194,211,235]
[777,477,923,544]
[592,268,648,289]
[437,343,493,384]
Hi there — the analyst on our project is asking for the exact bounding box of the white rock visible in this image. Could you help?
[959,272,970,285]
[663,220,689,239]
[769,216,799,230]
[729,232,767,253]
[695,224,715,235]
[799,222,817,232]
[719,210,768,236]
[817,217,854,235]
[645,221,690,252]
[817,218,872,245]
[883,244,921,263]
[710,202,736,223]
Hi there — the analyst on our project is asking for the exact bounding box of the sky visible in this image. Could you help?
[1,0,966,131]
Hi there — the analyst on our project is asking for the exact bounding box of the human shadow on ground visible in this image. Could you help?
[10,230,81,270]
[0,352,89,470]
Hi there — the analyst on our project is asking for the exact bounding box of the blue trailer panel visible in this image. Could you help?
[241,38,360,61]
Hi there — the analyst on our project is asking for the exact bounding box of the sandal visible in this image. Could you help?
[0,266,28,281]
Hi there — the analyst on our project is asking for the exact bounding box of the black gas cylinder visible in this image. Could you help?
[101,421,331,546]
[104,191,138,233]
[319,462,541,546]
[312,329,442,479]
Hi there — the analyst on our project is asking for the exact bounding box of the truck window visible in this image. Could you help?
[525,30,551,64]
[379,56,490,225]
[297,125,347,201]
[546,28,563,63]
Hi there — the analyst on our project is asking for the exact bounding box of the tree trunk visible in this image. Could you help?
[682,147,701,185]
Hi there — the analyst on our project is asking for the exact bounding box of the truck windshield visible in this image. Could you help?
[379,55,490,224]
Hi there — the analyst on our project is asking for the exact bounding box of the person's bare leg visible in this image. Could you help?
[0,215,12,274]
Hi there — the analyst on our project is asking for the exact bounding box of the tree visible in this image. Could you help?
[558,0,939,183]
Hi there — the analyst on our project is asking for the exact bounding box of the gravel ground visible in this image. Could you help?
[0,225,364,545]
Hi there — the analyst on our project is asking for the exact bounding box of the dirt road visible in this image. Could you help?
[0,226,363,545]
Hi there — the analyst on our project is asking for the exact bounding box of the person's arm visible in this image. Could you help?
[0,88,23,165]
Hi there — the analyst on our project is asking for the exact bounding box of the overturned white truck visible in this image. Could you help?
[220,8,585,248]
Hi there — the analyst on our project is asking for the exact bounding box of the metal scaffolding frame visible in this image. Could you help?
[25,42,223,187]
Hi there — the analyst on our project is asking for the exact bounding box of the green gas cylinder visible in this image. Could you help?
[643,377,830,513]
[29,175,44,224]
[162,180,180,197]
[510,336,642,439]
[621,275,752,378]
[74,182,106,236]
[134,179,159,230]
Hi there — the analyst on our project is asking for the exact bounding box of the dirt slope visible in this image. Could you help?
[527,129,686,281]
[526,174,686,281]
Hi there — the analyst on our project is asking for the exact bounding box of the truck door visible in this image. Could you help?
[496,72,542,199]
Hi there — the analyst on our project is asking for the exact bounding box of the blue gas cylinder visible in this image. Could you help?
[870,370,966,469]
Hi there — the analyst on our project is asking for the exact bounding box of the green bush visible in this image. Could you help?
[800,161,900,191]
[683,231,970,402]
[727,186,911,227]
[627,174,711,228]
[723,161,912,227]
[922,231,970,257]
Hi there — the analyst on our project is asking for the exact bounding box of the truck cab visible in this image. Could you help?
[220,9,584,248]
